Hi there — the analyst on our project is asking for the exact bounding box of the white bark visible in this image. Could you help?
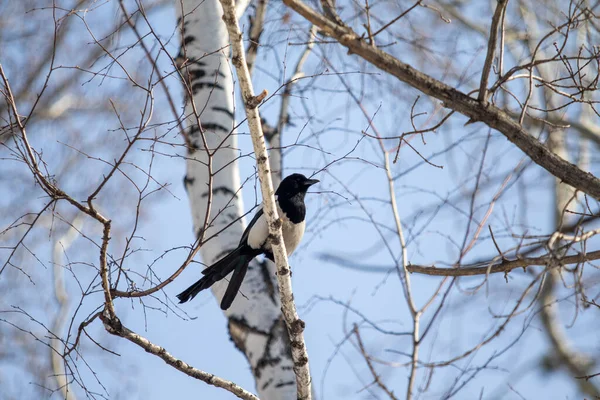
[219,0,313,397]
[177,0,296,398]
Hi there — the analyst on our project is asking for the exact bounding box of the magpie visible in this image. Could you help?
[177,173,319,310]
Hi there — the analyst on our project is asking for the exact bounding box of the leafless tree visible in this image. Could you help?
[2,0,599,399]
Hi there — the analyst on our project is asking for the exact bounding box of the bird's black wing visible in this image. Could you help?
[239,207,263,246]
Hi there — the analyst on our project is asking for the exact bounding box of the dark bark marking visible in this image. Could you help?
[183,175,195,190]
[228,315,269,354]
[189,69,206,80]
[225,212,238,222]
[254,317,292,380]
[274,381,295,388]
[188,125,201,136]
[187,141,201,154]
[261,378,274,390]
[192,82,223,94]
[212,106,234,119]
[290,318,305,335]
[255,356,281,379]
[294,356,308,367]
[187,59,206,68]
[203,122,229,133]
[201,185,237,198]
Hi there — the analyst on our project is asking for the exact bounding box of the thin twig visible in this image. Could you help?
[354,325,398,400]
[371,0,421,39]
[478,0,508,103]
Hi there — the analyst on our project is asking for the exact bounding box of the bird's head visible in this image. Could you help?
[275,173,319,199]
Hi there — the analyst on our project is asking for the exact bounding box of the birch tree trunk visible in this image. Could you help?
[176,0,296,397]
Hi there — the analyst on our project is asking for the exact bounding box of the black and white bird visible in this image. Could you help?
[177,173,319,310]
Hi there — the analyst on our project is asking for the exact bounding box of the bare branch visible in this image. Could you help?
[99,315,259,400]
[354,325,398,400]
[478,0,508,103]
[219,1,312,398]
[406,250,600,277]
[245,0,268,75]
[281,0,600,201]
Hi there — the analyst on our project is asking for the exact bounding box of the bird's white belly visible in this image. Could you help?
[277,202,305,256]
[246,204,305,256]
[280,217,305,256]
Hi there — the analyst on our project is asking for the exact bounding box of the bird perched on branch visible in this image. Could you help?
[177,173,319,310]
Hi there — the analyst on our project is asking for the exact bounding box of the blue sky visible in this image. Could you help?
[2,0,598,399]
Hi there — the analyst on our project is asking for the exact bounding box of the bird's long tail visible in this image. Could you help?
[176,246,255,310]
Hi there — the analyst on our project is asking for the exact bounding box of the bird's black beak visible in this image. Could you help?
[304,178,319,187]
